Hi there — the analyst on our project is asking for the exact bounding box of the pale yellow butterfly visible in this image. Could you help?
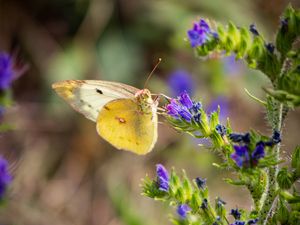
[52,79,158,155]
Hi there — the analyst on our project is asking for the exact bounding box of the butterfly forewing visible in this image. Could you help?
[52,80,139,122]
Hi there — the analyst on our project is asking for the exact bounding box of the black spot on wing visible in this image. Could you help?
[96,89,103,94]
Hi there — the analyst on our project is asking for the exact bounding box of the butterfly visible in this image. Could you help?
[52,80,158,155]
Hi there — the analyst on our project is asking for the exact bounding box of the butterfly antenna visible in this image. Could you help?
[144,58,161,89]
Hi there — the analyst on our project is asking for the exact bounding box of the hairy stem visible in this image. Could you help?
[260,103,283,225]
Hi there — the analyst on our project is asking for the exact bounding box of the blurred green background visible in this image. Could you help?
[0,0,300,224]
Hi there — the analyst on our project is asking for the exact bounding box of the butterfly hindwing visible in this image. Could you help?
[96,98,158,155]
[52,80,139,122]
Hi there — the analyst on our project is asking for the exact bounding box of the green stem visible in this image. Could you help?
[259,103,283,225]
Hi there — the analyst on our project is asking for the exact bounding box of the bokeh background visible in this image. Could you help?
[0,0,300,224]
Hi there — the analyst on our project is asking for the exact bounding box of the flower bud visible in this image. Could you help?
[175,187,185,202]
[237,27,251,58]
[248,36,265,61]
[190,191,202,210]
[215,197,226,218]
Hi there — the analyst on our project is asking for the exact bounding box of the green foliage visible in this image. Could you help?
[142,4,300,225]
[277,167,294,190]
[291,146,300,178]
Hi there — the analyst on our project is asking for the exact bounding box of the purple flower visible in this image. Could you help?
[177,204,191,219]
[165,91,202,123]
[0,52,28,92]
[178,107,193,122]
[168,70,194,97]
[216,124,227,136]
[264,130,281,146]
[179,91,193,109]
[216,197,226,207]
[166,99,192,122]
[187,19,215,48]
[0,53,14,91]
[156,164,169,192]
[232,221,245,225]
[166,99,181,119]
[0,156,12,199]
[265,43,275,54]
[249,24,259,36]
[280,18,289,33]
[247,218,259,224]
[272,130,281,144]
[195,177,206,189]
[200,198,208,209]
[231,145,250,168]
[192,101,202,113]
[251,143,265,164]
[230,208,241,219]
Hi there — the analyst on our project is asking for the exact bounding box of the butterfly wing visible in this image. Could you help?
[96,98,158,155]
[52,80,139,122]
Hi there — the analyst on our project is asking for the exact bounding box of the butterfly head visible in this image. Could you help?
[135,89,156,113]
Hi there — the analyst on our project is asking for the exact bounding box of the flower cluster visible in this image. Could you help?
[143,165,262,224]
[143,5,300,225]
[187,19,218,48]
[229,131,281,168]
[166,91,202,123]
[0,156,12,200]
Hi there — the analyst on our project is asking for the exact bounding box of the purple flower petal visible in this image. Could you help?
[195,177,206,189]
[230,208,241,219]
[216,124,226,136]
[231,145,250,168]
[177,204,191,219]
[178,107,192,122]
[166,99,181,118]
[179,91,193,109]
[249,24,259,36]
[252,143,265,162]
[199,19,210,31]
[156,164,169,192]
